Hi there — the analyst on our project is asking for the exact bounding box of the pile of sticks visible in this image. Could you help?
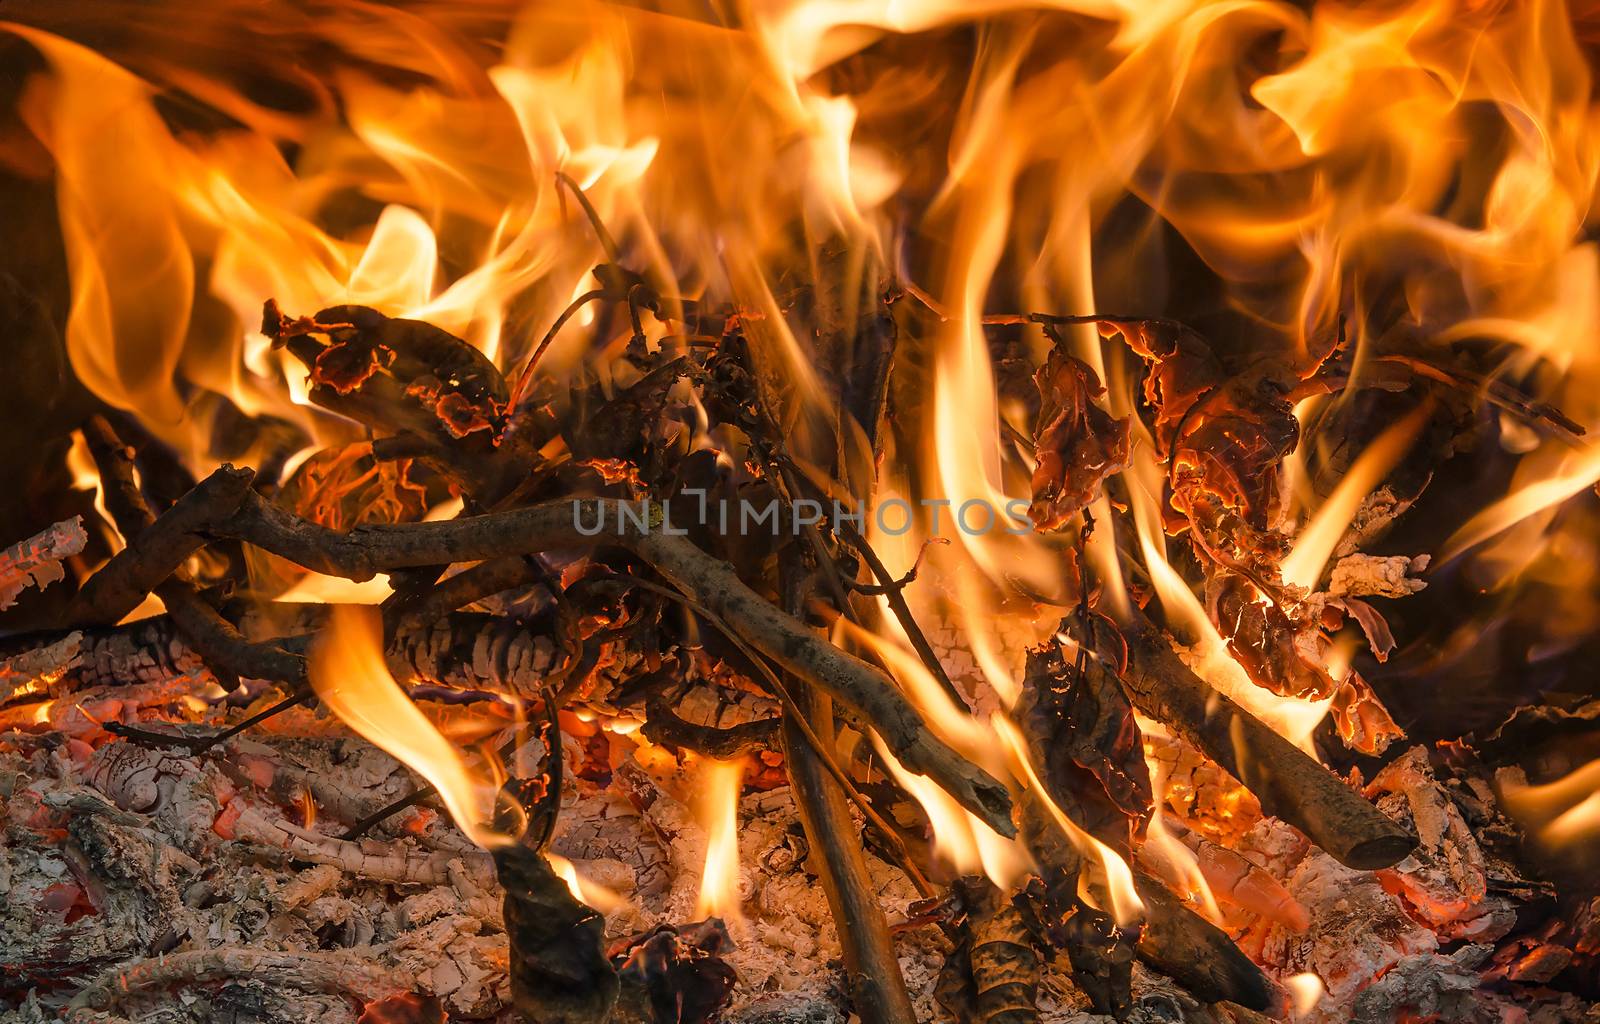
[0,232,1435,1021]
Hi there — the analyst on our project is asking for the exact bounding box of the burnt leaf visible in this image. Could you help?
[494,844,619,1024]
[1205,575,1404,754]
[263,300,508,443]
[1108,319,1226,451]
[1017,636,1151,857]
[936,879,1041,1024]
[276,442,430,531]
[1332,671,1404,755]
[611,919,738,1024]
[1169,363,1300,532]
[1107,320,1299,532]
[1028,347,1130,532]
[1207,575,1333,701]
[565,357,693,472]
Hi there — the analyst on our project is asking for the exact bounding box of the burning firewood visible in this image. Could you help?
[6,4,1600,1021]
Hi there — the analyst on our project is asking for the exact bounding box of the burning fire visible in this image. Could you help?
[8,0,1600,1015]
[694,755,747,921]
[994,715,1145,927]
[1499,758,1600,849]
[549,852,625,912]
[308,605,519,848]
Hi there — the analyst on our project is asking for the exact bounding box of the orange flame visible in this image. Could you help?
[875,735,1030,889]
[1279,403,1430,592]
[993,714,1144,927]
[1499,759,1600,849]
[548,852,624,913]
[308,605,518,849]
[693,756,746,921]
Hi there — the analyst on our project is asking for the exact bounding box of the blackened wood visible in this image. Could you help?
[73,418,303,688]
[193,494,1016,836]
[1132,874,1276,1012]
[66,461,254,628]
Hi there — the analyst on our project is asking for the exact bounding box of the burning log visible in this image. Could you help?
[1131,875,1277,1012]
[1069,605,1416,871]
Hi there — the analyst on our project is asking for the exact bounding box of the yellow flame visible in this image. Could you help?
[1125,443,1332,752]
[993,714,1144,927]
[1443,443,1600,565]
[1280,403,1429,592]
[548,852,624,913]
[1288,972,1326,1019]
[1499,759,1600,849]
[1141,760,1224,924]
[277,572,394,605]
[308,605,516,848]
[694,756,746,921]
[875,735,1030,889]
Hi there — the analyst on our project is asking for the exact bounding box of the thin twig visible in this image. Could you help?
[104,690,314,755]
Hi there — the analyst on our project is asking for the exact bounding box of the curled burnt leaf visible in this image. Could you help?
[1207,576,1333,702]
[1028,347,1130,532]
[936,878,1042,1024]
[1331,671,1404,755]
[1206,575,1404,754]
[611,919,739,1024]
[1017,635,1152,857]
[1169,364,1300,533]
[276,442,431,531]
[1106,319,1225,451]
[263,300,509,442]
[494,844,619,1024]
[1105,321,1299,533]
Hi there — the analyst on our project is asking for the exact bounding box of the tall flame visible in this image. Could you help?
[994,715,1144,927]
[694,756,746,921]
[309,605,518,849]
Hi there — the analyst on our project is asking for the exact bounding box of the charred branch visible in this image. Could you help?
[640,697,779,759]
[782,699,919,1024]
[1070,605,1416,870]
